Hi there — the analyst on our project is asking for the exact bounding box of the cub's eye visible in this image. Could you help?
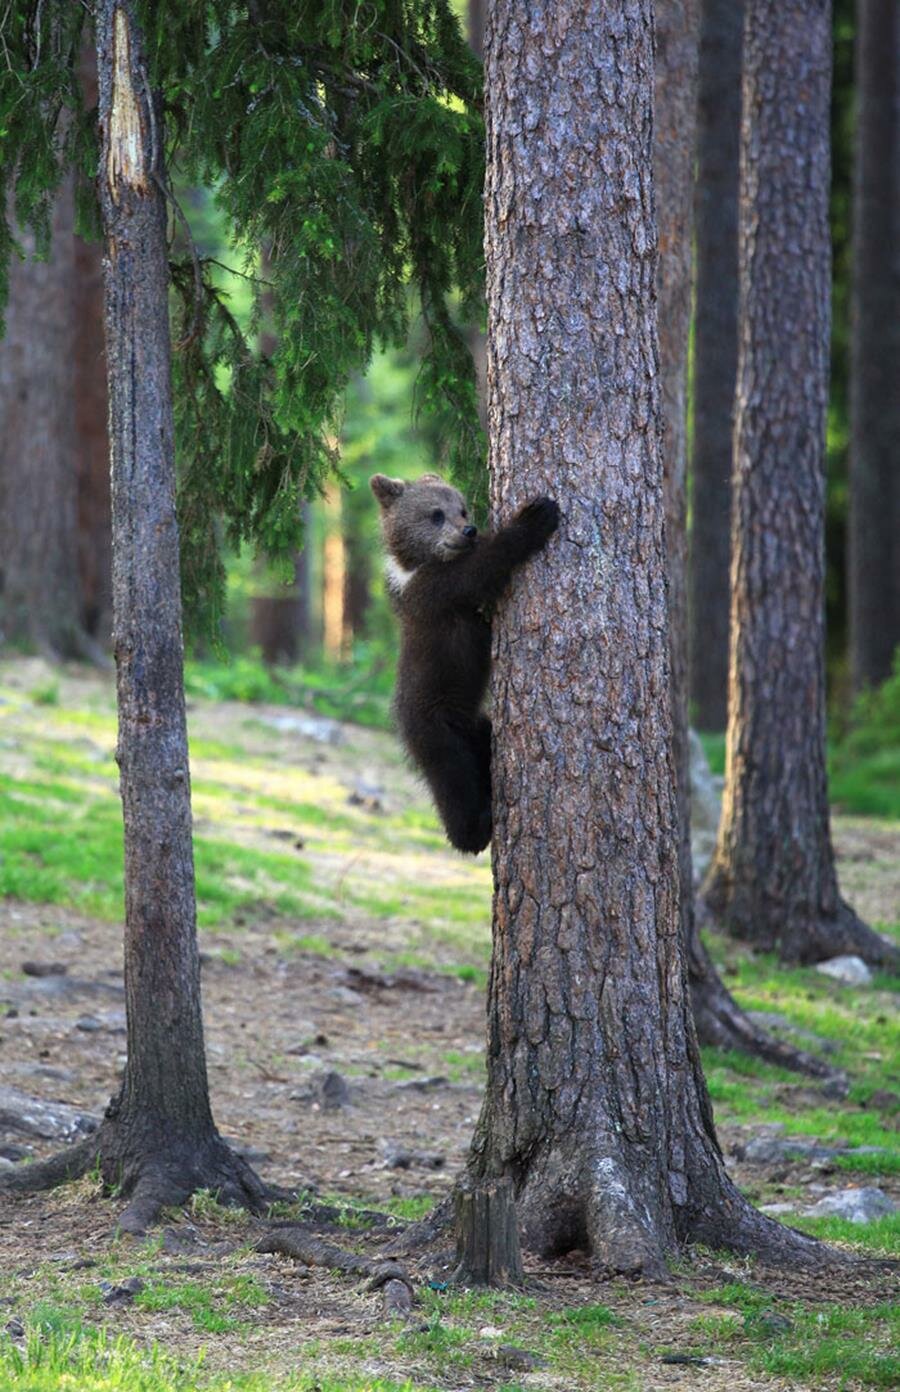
[461,509,468,519]
[431,509,445,526]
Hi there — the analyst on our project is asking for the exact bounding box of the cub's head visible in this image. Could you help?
[370,473,477,569]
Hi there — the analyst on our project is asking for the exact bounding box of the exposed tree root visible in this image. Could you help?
[689,931,843,1080]
[0,1136,97,1194]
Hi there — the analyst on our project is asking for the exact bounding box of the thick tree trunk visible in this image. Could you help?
[688,0,743,732]
[702,0,896,970]
[85,0,268,1229]
[654,1,830,1076]
[466,0,821,1278]
[0,177,90,659]
[848,0,900,693]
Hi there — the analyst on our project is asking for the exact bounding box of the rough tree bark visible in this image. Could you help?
[848,0,900,694]
[654,1,832,1077]
[465,0,821,1277]
[688,0,743,732]
[702,0,897,970]
[0,176,93,659]
[0,0,272,1228]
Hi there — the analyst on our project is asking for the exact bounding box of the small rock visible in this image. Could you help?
[21,962,67,978]
[759,1202,797,1216]
[801,1187,896,1224]
[161,1227,201,1255]
[75,1016,103,1033]
[867,1090,899,1113]
[749,1312,793,1336]
[0,1085,98,1141]
[394,1076,448,1093]
[4,1318,24,1339]
[262,714,343,744]
[379,1141,445,1171]
[498,1345,546,1372]
[0,1157,13,1172]
[100,1276,145,1306]
[815,955,873,987]
[329,986,365,1008]
[0,1144,29,1162]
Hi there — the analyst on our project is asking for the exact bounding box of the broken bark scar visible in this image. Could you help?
[107,8,150,202]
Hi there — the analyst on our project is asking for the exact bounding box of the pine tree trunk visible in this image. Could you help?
[653,1,832,1076]
[89,0,268,1229]
[0,177,89,659]
[466,0,821,1277]
[702,0,897,970]
[848,0,900,693]
[688,0,743,732]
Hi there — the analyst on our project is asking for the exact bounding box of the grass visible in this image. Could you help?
[690,1286,900,1389]
[0,1318,437,1391]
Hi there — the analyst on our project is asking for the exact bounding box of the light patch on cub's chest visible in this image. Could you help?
[385,556,418,595]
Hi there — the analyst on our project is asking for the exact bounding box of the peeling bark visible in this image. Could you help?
[466,0,824,1277]
[703,0,898,971]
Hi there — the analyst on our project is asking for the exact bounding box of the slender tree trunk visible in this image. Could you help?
[688,0,743,732]
[0,0,274,1229]
[654,2,832,1076]
[702,0,897,970]
[322,484,347,661]
[0,177,90,659]
[466,0,820,1278]
[848,0,900,693]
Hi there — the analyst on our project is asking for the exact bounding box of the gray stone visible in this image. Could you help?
[801,1187,896,1224]
[814,955,873,987]
[262,714,343,744]
[0,1085,99,1142]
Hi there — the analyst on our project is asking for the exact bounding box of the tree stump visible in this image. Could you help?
[453,1177,523,1287]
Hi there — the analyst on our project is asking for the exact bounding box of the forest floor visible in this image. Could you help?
[0,657,897,1392]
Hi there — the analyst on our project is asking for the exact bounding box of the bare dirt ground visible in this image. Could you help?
[0,662,897,1390]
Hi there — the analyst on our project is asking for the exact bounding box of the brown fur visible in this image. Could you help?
[372,472,559,852]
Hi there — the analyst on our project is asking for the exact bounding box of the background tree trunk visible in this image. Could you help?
[688,0,743,732]
[702,0,896,970]
[848,0,900,694]
[0,176,89,659]
[73,229,113,647]
[654,0,832,1077]
[89,0,268,1230]
[466,0,819,1278]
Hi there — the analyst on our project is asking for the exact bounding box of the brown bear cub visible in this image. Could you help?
[371,472,559,853]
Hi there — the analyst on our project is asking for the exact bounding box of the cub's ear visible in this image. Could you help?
[370,474,406,510]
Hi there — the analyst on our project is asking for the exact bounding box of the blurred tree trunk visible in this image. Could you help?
[73,229,113,646]
[848,0,900,693]
[655,0,830,1075]
[322,484,347,660]
[466,0,819,1277]
[688,0,743,733]
[702,0,897,969]
[0,177,89,659]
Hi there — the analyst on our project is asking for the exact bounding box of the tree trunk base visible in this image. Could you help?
[0,1119,277,1234]
[702,880,899,971]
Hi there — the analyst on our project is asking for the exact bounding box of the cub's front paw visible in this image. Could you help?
[517,496,560,544]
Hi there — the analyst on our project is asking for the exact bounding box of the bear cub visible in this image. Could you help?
[371,472,559,853]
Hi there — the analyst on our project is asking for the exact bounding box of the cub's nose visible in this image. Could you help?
[463,525,477,539]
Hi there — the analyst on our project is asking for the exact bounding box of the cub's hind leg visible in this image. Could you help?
[415,718,492,854]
